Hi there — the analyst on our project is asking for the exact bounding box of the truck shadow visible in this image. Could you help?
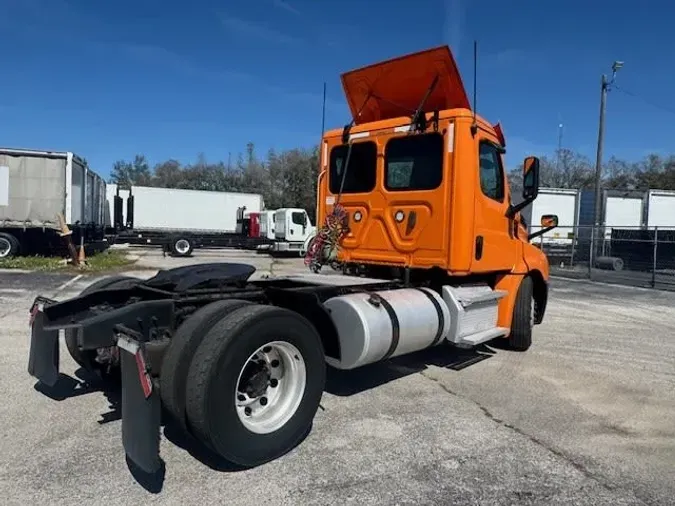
[33,368,122,425]
[325,342,497,397]
[31,340,498,492]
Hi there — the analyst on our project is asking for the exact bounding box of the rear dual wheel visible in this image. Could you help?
[162,302,326,467]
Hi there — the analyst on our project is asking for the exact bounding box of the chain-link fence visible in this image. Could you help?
[531,225,675,291]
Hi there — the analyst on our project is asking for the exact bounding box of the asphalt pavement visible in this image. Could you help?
[0,251,673,505]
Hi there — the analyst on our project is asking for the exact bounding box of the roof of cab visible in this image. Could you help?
[323,109,495,139]
[340,45,471,125]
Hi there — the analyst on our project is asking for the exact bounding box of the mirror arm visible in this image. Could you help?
[506,197,533,219]
[528,225,556,242]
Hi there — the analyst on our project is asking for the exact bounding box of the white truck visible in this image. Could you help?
[268,208,316,256]
[258,210,276,240]
[108,185,271,256]
[0,147,108,259]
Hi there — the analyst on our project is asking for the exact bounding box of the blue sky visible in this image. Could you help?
[1,0,674,180]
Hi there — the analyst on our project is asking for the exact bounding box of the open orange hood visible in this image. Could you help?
[340,45,471,125]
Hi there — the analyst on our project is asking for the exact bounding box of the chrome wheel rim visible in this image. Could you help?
[0,238,11,258]
[174,239,190,254]
[235,341,306,434]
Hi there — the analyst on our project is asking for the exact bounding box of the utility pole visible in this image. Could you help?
[593,61,623,228]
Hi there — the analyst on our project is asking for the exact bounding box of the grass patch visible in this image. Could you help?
[0,249,138,274]
[81,249,137,273]
[0,255,64,271]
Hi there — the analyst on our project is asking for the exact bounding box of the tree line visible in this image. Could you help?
[110,142,319,220]
[109,143,675,221]
[508,149,675,194]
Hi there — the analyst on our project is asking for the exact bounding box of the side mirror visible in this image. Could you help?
[506,155,541,219]
[522,156,540,200]
[528,213,558,241]
[541,214,558,228]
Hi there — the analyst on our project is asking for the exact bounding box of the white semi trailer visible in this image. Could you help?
[0,147,107,259]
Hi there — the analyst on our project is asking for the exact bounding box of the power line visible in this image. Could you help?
[613,84,675,117]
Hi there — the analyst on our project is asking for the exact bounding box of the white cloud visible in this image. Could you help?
[272,0,301,16]
[219,14,301,46]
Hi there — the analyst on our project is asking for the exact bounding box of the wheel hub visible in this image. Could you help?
[234,341,307,434]
[240,361,271,398]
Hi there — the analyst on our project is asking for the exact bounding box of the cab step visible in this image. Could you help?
[441,285,508,347]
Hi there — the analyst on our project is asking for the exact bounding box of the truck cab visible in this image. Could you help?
[259,210,276,240]
[270,207,316,255]
[313,45,556,334]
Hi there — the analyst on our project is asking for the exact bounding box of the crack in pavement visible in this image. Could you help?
[418,370,649,505]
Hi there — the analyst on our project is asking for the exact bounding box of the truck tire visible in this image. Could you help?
[0,233,20,259]
[170,237,194,257]
[65,275,140,377]
[506,276,534,352]
[160,298,253,431]
[185,304,326,467]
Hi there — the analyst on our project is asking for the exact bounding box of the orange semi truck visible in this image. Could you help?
[27,46,557,477]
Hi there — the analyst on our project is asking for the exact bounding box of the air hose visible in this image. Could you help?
[304,140,354,273]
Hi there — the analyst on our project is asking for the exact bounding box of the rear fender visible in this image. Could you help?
[264,287,340,361]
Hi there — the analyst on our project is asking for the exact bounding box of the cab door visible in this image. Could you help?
[470,135,518,272]
[288,210,307,241]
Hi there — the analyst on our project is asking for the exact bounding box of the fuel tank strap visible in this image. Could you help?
[415,288,446,347]
[367,293,400,360]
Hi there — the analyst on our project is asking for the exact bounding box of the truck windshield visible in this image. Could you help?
[329,141,377,194]
[384,132,443,191]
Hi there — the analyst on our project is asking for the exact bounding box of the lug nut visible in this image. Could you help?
[237,394,246,402]
[271,359,280,368]
[270,379,278,388]
[260,397,268,406]
[244,407,252,416]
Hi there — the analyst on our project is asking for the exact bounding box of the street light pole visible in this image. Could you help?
[556,122,563,171]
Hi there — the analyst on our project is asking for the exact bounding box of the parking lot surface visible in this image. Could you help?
[1,248,673,505]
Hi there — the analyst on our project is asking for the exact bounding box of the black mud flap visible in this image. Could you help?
[27,298,60,387]
[118,333,162,474]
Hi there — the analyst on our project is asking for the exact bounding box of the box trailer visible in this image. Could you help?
[646,190,675,230]
[602,189,646,238]
[111,185,274,256]
[571,189,647,270]
[522,187,579,246]
[0,147,108,259]
[128,185,263,233]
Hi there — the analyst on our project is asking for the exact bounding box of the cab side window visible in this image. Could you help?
[478,141,505,202]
